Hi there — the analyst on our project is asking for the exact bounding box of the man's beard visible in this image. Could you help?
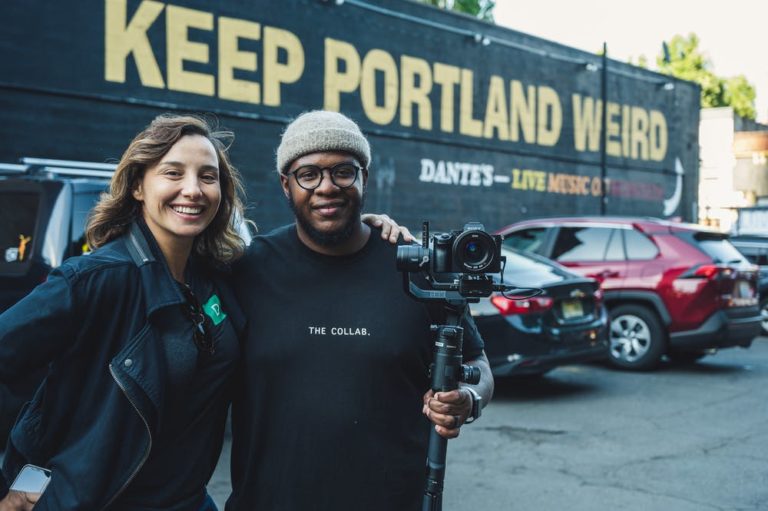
[287,190,366,247]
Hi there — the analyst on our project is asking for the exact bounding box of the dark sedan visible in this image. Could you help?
[472,249,609,377]
[729,234,768,335]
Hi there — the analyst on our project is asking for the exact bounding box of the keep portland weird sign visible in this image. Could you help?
[0,0,700,229]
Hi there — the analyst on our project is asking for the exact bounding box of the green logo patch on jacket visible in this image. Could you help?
[203,294,227,326]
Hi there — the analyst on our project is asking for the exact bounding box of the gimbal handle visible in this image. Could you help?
[423,304,477,511]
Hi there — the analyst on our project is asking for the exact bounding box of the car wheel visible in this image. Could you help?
[760,297,768,336]
[608,304,665,370]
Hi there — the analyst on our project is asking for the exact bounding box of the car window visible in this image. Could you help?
[695,234,748,264]
[502,227,548,254]
[0,191,39,273]
[731,238,768,265]
[624,228,658,260]
[551,227,613,262]
[746,252,768,266]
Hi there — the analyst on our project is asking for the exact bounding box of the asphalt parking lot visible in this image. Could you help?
[440,338,768,511]
[207,338,768,510]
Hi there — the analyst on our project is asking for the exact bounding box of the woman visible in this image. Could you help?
[0,114,408,511]
[0,114,246,511]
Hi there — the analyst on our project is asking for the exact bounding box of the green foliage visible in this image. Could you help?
[725,75,757,120]
[419,0,496,22]
[654,33,756,120]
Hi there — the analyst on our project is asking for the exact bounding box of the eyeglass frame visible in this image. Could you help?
[283,161,365,191]
[179,283,215,356]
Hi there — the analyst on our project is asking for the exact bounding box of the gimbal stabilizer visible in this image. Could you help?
[397,222,514,511]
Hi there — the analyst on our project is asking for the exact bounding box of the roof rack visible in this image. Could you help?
[0,158,117,179]
[0,163,28,175]
[20,157,117,171]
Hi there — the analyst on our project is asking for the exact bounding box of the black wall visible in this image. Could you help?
[0,0,700,231]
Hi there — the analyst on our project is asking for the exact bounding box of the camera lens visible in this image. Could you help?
[396,244,429,272]
[453,231,496,272]
[464,241,483,263]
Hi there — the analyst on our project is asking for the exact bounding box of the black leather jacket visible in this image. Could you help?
[0,221,245,510]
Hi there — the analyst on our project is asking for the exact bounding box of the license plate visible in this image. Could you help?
[561,299,584,319]
[730,280,758,306]
[736,280,755,298]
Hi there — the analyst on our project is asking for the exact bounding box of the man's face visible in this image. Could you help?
[281,151,368,246]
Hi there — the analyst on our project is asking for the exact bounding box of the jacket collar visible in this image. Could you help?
[125,220,186,317]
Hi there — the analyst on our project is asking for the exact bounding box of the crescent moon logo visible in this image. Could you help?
[663,158,685,217]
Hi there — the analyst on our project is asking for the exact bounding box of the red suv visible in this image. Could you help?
[497,217,761,370]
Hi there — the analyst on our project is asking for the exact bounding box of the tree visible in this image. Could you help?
[419,0,496,22]
[724,75,757,120]
[654,33,756,120]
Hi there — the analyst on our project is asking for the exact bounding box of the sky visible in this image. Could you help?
[495,0,768,122]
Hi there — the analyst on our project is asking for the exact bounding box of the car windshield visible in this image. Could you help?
[499,249,568,287]
[0,191,39,273]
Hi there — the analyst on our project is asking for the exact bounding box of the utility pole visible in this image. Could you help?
[600,42,608,216]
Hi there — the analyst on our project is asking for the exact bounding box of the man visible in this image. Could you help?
[227,110,493,510]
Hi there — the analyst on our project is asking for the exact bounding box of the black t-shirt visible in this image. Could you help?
[114,271,239,511]
[226,225,484,511]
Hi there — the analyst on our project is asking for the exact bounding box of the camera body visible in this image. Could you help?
[431,222,503,274]
[397,222,504,299]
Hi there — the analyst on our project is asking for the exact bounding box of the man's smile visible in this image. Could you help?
[312,200,347,217]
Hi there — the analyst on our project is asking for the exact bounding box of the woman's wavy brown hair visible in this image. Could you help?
[86,114,247,263]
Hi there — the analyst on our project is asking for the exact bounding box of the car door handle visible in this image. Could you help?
[589,270,619,279]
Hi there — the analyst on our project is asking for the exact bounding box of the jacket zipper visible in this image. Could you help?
[101,364,153,510]
[129,230,150,263]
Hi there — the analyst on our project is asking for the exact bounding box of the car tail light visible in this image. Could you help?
[593,287,604,306]
[680,264,758,308]
[680,264,732,280]
[491,295,554,315]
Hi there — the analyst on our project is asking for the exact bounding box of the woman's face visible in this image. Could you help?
[133,134,222,250]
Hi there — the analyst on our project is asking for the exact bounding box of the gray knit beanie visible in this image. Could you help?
[276,110,371,173]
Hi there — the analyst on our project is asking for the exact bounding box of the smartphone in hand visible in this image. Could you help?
[9,464,51,494]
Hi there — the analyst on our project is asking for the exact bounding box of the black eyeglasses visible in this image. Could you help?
[180,283,215,356]
[286,162,363,191]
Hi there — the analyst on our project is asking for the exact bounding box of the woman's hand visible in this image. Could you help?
[362,214,416,244]
[0,490,39,511]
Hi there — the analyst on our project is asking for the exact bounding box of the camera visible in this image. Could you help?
[397,222,504,299]
[397,222,503,274]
